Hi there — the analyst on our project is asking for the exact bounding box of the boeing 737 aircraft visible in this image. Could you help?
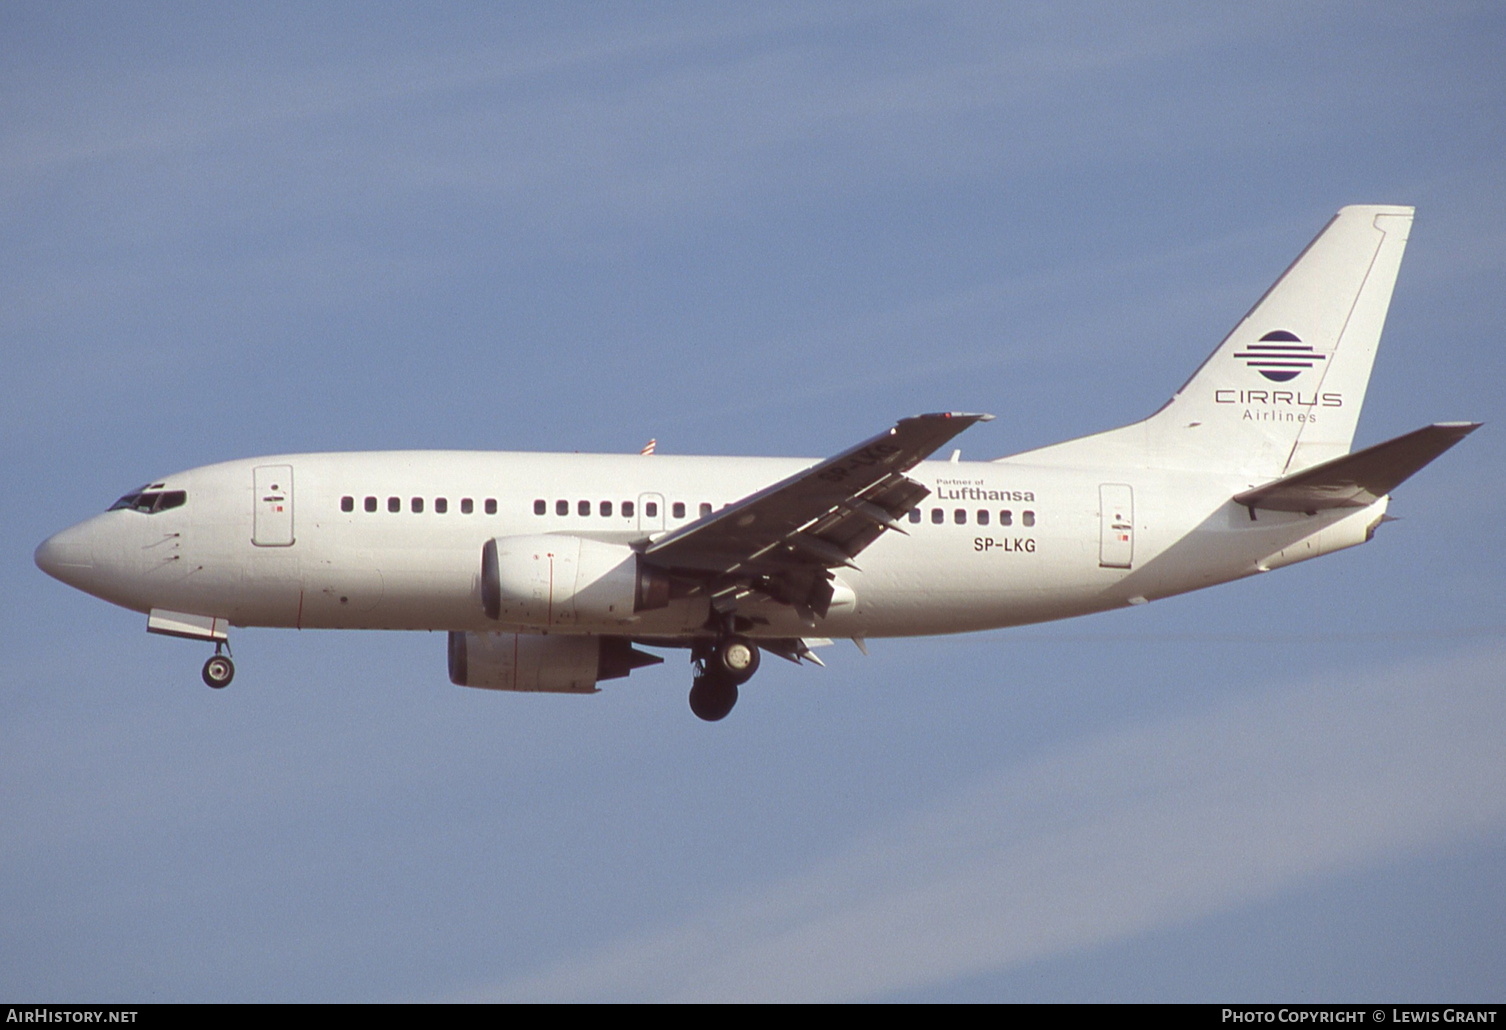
[35,206,1478,720]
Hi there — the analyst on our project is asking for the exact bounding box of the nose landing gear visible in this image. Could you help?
[202,643,235,689]
[688,635,760,721]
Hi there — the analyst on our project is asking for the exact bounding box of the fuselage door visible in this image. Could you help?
[637,492,665,534]
[1098,483,1133,569]
[253,464,295,546]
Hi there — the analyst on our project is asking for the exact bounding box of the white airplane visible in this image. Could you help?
[36,205,1478,720]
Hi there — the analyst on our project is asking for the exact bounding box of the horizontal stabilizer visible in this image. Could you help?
[1234,422,1480,513]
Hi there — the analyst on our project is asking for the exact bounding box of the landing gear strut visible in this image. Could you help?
[688,635,760,721]
[202,642,235,689]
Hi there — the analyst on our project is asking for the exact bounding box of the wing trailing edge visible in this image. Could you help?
[1233,422,1480,514]
[643,412,992,617]
[644,412,992,575]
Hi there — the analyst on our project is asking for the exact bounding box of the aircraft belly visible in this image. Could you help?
[234,550,302,627]
[312,548,473,630]
[300,554,386,626]
[820,527,1108,637]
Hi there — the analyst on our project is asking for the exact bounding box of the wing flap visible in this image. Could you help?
[1234,422,1480,513]
[645,412,990,576]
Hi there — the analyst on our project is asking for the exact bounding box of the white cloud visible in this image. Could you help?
[477,644,1506,1002]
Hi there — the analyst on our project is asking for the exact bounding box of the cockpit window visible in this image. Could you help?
[108,489,187,514]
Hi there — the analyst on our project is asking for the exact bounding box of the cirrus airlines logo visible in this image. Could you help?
[1233,330,1326,382]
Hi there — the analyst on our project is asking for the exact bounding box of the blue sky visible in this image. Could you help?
[4,2,1503,1002]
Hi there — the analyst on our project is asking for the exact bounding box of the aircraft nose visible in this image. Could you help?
[35,522,96,584]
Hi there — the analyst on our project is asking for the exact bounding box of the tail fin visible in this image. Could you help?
[1009,206,1414,478]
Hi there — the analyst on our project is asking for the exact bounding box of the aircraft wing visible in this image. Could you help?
[644,413,991,612]
[1235,422,1481,513]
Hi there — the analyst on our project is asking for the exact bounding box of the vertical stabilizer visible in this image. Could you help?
[1007,206,1414,478]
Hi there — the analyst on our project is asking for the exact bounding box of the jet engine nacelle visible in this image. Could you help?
[448,631,663,693]
[481,535,670,627]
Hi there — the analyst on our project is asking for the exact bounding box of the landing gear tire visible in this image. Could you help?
[202,655,235,689]
[714,636,760,684]
[689,669,739,722]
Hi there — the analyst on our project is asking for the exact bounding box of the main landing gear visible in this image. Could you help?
[201,642,235,689]
[688,635,761,722]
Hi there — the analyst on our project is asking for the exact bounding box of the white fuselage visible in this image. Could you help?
[37,448,1385,641]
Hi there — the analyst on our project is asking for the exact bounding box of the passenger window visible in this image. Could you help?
[931,508,944,525]
[645,501,658,518]
[534,499,546,516]
[341,496,354,512]
[672,502,686,519]
[435,497,448,514]
[700,503,712,518]
[954,509,967,524]
[1022,510,1035,527]
[388,496,400,513]
[623,500,635,518]
[578,499,590,517]
[1000,510,1013,526]
[365,496,378,513]
[977,509,989,526]
[411,497,423,513]
[908,509,921,524]
[461,498,474,514]
[556,500,568,516]
[485,498,497,515]
[600,501,613,517]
